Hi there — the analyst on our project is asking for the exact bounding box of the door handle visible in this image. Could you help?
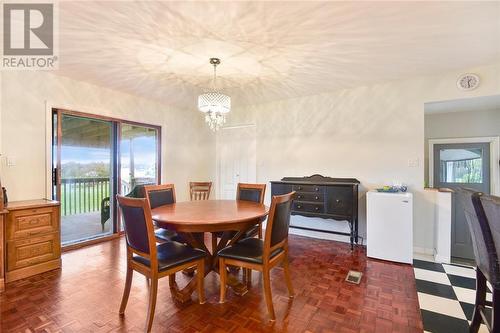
[402,200,409,203]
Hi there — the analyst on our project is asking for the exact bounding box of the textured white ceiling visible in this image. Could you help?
[57,1,500,109]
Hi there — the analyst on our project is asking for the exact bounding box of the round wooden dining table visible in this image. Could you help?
[151,200,268,303]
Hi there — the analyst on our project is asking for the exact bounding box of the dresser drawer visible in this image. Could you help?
[325,186,354,216]
[7,207,58,240]
[293,202,324,214]
[292,184,324,193]
[295,192,324,202]
[7,232,60,271]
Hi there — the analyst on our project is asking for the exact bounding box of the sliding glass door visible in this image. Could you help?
[55,113,114,245]
[53,110,160,246]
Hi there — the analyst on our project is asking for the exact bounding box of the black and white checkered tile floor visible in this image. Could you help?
[413,258,491,333]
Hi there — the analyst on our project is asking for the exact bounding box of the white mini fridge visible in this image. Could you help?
[367,190,413,264]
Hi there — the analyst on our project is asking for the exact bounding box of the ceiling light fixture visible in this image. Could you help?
[198,58,230,131]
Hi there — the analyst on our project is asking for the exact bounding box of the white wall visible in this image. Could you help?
[424,108,500,182]
[223,62,500,252]
[0,71,215,202]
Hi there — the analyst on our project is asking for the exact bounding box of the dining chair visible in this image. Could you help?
[116,195,206,332]
[217,191,295,321]
[473,191,500,333]
[457,188,500,333]
[190,181,212,201]
[212,183,267,251]
[144,184,178,242]
[238,183,266,237]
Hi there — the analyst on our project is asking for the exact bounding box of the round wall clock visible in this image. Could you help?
[457,73,480,91]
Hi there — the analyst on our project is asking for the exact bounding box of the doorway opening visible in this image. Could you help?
[425,95,500,263]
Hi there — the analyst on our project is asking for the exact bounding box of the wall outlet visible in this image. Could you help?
[408,158,419,167]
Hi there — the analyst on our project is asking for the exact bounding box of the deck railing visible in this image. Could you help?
[60,177,156,216]
[61,177,110,216]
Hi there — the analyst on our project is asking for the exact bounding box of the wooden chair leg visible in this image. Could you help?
[219,258,227,303]
[168,273,176,288]
[470,268,487,333]
[119,266,133,315]
[262,269,276,321]
[244,268,252,287]
[283,256,294,298]
[145,276,158,332]
[197,259,206,304]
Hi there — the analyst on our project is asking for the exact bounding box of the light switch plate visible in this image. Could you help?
[408,158,419,167]
[7,156,16,166]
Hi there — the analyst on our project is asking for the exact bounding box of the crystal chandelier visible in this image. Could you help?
[198,58,230,131]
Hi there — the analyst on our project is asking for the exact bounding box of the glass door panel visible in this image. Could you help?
[58,114,114,245]
[119,124,159,230]
[120,124,159,195]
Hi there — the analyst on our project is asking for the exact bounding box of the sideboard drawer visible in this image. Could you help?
[292,184,324,193]
[7,232,59,271]
[295,192,324,202]
[7,207,58,240]
[293,202,324,214]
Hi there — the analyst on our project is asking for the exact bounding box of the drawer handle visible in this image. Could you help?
[297,186,302,190]
[297,205,302,209]
[315,207,319,211]
[297,195,302,199]
[336,199,341,203]
[315,188,319,192]
[28,230,46,236]
[315,196,319,200]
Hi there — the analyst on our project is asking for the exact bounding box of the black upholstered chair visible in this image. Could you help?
[116,195,206,332]
[457,188,500,333]
[218,191,295,321]
[143,184,178,242]
[100,183,154,230]
[237,183,267,238]
[212,183,267,253]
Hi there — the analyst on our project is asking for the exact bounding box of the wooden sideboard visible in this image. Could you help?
[0,199,61,290]
[271,174,360,249]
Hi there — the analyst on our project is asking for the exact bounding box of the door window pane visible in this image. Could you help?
[59,115,113,245]
[120,124,159,231]
[439,148,483,183]
[120,124,158,195]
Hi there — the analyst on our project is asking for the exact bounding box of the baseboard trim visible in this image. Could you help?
[413,246,434,255]
[434,254,451,264]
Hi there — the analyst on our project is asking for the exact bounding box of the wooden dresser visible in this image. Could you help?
[271,175,360,249]
[4,200,61,284]
[0,209,7,292]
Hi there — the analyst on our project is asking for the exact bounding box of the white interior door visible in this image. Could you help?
[216,126,257,199]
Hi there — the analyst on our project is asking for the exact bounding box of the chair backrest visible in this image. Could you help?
[144,184,176,209]
[190,181,212,201]
[126,183,154,199]
[456,187,498,284]
[264,191,295,256]
[116,195,156,259]
[477,192,500,285]
[237,183,266,204]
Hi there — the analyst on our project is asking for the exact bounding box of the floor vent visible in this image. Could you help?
[345,270,363,284]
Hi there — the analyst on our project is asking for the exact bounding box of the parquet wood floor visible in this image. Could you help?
[0,235,423,332]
